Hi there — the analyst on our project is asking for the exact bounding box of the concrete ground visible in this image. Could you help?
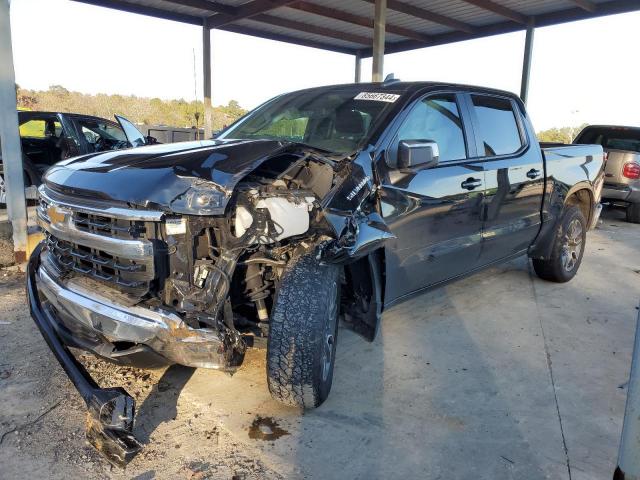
[0,207,638,479]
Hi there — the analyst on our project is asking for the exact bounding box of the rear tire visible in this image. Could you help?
[267,253,340,409]
[532,205,586,283]
[627,203,640,224]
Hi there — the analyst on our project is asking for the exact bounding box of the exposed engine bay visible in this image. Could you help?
[159,153,338,364]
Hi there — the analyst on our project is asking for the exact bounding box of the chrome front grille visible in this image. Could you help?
[72,211,148,240]
[46,235,151,291]
[37,186,165,296]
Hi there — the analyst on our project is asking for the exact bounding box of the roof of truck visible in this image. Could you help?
[277,80,522,101]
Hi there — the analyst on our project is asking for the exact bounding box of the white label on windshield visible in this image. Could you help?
[354,92,400,103]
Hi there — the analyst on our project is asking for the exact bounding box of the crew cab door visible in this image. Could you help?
[464,93,545,263]
[378,92,485,303]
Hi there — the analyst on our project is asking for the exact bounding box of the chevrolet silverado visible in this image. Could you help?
[27,81,605,466]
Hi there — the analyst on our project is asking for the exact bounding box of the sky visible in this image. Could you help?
[9,0,640,131]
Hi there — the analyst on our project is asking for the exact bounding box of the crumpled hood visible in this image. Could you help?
[43,139,304,215]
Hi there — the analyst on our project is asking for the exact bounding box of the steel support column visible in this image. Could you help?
[615,308,640,480]
[372,0,386,82]
[354,51,362,83]
[0,0,28,263]
[203,18,213,139]
[520,20,535,105]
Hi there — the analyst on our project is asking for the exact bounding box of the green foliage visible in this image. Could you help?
[537,123,589,144]
[16,85,247,130]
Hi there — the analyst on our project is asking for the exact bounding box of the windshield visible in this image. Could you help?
[218,87,401,154]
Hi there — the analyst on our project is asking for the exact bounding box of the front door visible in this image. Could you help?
[379,92,485,303]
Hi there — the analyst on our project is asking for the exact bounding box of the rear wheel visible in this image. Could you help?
[532,205,586,283]
[627,203,640,224]
[267,253,340,408]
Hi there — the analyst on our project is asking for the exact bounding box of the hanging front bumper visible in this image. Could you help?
[27,243,245,466]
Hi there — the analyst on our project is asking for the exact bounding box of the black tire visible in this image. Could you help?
[627,203,640,224]
[532,205,587,283]
[267,253,340,408]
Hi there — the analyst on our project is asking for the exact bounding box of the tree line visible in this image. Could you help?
[16,85,247,130]
[536,124,589,144]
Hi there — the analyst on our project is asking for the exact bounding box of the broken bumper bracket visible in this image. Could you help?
[27,243,142,467]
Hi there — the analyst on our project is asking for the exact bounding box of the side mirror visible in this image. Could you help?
[145,135,158,145]
[398,140,439,169]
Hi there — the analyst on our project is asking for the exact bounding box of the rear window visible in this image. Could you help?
[471,95,523,157]
[575,128,640,153]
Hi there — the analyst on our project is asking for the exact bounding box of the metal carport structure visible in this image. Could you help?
[3,0,640,257]
[1,2,640,475]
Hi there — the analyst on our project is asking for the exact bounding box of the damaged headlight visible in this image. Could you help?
[187,188,223,210]
[170,184,226,215]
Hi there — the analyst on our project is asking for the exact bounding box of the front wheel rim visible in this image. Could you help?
[321,280,338,382]
[561,218,583,272]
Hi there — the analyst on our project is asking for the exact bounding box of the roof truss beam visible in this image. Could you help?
[207,0,297,28]
[569,0,597,12]
[158,0,236,16]
[459,0,529,24]
[250,14,371,45]
[365,0,475,34]
[72,0,203,25]
[290,1,431,44]
[216,23,356,54]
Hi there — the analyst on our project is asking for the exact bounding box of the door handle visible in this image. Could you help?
[526,168,541,179]
[461,178,482,190]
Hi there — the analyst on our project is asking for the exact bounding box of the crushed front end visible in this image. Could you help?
[28,140,393,466]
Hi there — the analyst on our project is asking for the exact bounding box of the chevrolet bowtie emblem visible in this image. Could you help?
[47,205,67,224]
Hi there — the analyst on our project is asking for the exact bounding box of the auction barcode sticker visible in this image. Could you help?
[354,92,400,103]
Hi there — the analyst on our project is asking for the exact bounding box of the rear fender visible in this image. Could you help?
[528,180,595,260]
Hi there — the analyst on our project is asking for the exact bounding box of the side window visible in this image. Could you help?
[19,118,63,139]
[76,120,128,151]
[471,95,523,156]
[389,94,467,166]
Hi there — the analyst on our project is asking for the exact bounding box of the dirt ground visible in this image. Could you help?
[0,207,639,479]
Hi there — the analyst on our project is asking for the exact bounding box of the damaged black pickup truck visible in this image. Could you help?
[27,81,604,466]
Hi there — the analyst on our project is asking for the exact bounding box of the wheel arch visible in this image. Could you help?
[529,183,594,261]
[564,185,595,227]
[341,249,386,342]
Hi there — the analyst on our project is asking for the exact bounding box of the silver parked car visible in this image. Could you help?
[574,125,640,223]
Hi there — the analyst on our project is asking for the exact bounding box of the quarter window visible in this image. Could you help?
[471,95,523,156]
[389,94,467,166]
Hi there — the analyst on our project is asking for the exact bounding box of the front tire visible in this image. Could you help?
[532,205,587,283]
[627,203,640,224]
[267,253,340,409]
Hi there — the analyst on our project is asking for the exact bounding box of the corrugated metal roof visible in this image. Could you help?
[71,0,640,56]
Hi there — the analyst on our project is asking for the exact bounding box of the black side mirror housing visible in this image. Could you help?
[398,140,440,169]
[145,136,158,145]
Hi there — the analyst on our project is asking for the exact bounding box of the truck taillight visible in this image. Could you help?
[622,162,640,179]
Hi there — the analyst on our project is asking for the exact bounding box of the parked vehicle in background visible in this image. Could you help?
[28,81,604,466]
[0,111,153,203]
[137,124,204,143]
[574,125,640,223]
